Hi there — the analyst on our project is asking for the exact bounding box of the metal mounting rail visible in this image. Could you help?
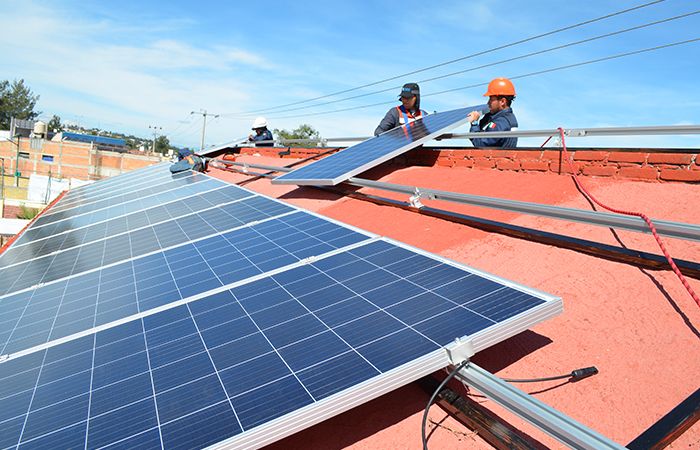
[215,160,700,243]
[456,363,626,450]
[216,124,700,147]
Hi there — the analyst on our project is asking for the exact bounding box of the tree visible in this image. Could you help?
[48,115,63,133]
[273,124,322,145]
[0,79,41,129]
[154,135,171,154]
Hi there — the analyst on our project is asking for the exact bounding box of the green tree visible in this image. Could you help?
[0,79,41,129]
[154,135,171,154]
[48,114,63,133]
[273,124,322,145]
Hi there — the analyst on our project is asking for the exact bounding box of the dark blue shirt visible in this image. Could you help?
[251,129,274,147]
[469,108,518,148]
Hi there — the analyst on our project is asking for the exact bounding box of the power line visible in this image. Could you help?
[259,37,700,120]
[228,0,666,116]
[231,9,699,118]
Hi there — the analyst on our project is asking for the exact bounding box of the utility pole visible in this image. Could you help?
[148,125,162,153]
[190,110,219,152]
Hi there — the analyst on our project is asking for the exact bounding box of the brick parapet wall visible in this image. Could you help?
[235,146,700,183]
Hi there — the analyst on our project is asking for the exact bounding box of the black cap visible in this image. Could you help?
[399,83,420,99]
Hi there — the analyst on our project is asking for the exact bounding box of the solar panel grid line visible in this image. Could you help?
[273,105,484,186]
[217,351,449,450]
[30,173,212,228]
[0,234,380,362]
[0,188,256,269]
[48,168,188,212]
[0,196,299,298]
[3,183,246,256]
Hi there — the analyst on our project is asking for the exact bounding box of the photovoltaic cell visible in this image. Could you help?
[273,105,485,186]
[0,238,560,449]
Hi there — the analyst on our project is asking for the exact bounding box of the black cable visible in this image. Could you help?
[260,37,700,120]
[502,366,599,383]
[233,9,698,118]
[230,0,666,116]
[421,360,469,450]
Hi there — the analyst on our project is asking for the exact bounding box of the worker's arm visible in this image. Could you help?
[374,108,398,136]
[469,116,511,148]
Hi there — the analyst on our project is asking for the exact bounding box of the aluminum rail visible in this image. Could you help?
[457,363,626,450]
[215,160,700,243]
[228,124,700,146]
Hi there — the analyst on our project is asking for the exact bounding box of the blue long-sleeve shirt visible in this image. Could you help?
[469,108,518,148]
[251,129,273,147]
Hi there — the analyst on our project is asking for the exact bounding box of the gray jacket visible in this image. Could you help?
[374,106,427,136]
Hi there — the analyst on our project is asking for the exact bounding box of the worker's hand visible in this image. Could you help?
[248,134,254,140]
[467,111,481,123]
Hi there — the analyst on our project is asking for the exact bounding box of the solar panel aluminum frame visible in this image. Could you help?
[272,108,479,186]
[211,238,562,450]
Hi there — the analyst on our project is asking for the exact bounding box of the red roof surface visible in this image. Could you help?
[208,154,700,449]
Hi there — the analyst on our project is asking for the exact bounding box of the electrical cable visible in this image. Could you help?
[233,0,666,116]
[232,9,698,118]
[258,37,700,120]
[502,367,599,383]
[555,127,700,308]
[421,360,469,450]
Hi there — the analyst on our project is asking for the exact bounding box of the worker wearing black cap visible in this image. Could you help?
[374,83,427,136]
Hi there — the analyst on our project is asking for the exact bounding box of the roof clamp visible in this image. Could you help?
[0,354,8,363]
[301,255,318,264]
[409,187,426,208]
[445,337,475,365]
[242,163,250,174]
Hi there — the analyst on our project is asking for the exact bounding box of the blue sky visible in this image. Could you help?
[1,0,699,148]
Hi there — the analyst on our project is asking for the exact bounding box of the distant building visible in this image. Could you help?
[52,131,126,151]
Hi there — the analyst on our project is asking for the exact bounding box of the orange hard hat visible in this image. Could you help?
[484,77,516,97]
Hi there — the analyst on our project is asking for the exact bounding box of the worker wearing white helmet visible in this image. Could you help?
[249,117,273,147]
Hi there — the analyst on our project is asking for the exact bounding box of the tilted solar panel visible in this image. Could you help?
[273,105,485,186]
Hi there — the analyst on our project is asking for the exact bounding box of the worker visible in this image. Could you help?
[467,77,518,148]
[249,117,274,147]
[374,83,427,136]
[169,148,206,173]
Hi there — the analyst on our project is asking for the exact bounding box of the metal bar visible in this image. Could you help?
[215,159,700,242]
[457,363,626,450]
[235,124,700,145]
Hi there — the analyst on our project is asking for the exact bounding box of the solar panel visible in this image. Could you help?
[0,162,561,449]
[273,105,485,186]
[0,238,560,450]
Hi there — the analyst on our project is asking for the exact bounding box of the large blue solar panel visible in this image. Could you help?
[0,211,374,355]
[0,238,560,449]
[59,162,169,203]
[273,105,485,186]
[0,185,253,268]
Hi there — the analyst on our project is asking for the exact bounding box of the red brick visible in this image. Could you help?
[471,150,491,159]
[520,160,549,171]
[582,165,617,177]
[474,159,496,169]
[550,161,582,174]
[454,158,475,168]
[647,153,692,165]
[541,150,562,161]
[436,157,454,167]
[514,150,542,160]
[490,150,516,158]
[496,159,520,170]
[608,152,647,163]
[618,166,658,181]
[659,169,700,182]
[573,151,608,162]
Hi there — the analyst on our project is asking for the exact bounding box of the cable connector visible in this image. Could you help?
[570,366,598,382]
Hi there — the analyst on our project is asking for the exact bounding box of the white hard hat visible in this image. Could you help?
[252,117,268,129]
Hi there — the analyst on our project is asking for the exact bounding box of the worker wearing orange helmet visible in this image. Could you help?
[466,77,518,148]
